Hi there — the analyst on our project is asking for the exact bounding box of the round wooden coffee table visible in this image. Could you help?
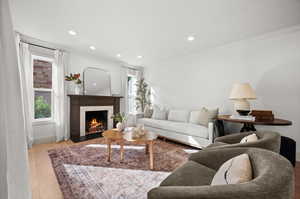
[102,128,158,170]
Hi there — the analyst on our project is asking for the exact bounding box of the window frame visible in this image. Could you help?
[127,74,138,114]
[31,54,54,123]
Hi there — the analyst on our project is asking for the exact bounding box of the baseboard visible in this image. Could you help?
[33,136,56,145]
[297,152,300,162]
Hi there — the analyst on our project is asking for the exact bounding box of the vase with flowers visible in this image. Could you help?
[111,112,126,131]
[65,73,82,95]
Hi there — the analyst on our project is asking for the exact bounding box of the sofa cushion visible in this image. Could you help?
[144,105,153,118]
[189,110,202,124]
[160,161,216,186]
[137,118,209,139]
[211,153,252,185]
[198,107,219,127]
[168,109,190,123]
[152,106,168,120]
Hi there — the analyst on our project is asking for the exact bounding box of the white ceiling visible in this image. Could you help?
[9,0,300,66]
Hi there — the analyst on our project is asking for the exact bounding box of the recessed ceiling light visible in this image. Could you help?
[137,55,143,59]
[116,54,121,58]
[187,36,195,41]
[89,46,96,50]
[68,30,77,36]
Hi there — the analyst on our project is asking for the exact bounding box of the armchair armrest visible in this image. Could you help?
[215,132,253,144]
[148,184,258,199]
[189,148,247,170]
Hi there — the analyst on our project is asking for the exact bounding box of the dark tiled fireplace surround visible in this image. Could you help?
[68,95,122,142]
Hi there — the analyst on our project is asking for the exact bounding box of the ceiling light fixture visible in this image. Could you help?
[187,36,195,41]
[116,54,121,58]
[137,55,143,59]
[89,46,96,50]
[68,30,77,36]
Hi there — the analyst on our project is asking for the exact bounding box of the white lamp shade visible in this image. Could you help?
[229,83,256,100]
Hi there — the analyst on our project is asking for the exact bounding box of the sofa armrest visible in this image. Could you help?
[135,113,145,120]
[189,148,248,170]
[208,122,214,143]
[126,113,145,127]
[215,132,253,144]
[148,184,259,199]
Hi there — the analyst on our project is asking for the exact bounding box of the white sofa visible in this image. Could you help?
[136,109,214,148]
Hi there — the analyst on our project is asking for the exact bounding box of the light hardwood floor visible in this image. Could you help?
[29,141,300,199]
[29,141,73,199]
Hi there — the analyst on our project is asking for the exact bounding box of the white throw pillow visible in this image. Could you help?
[211,154,252,185]
[144,105,153,118]
[189,110,201,124]
[240,133,259,143]
[152,106,168,120]
[168,110,190,123]
[198,107,219,127]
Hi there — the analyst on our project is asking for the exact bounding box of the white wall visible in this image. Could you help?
[33,51,123,144]
[68,51,122,95]
[144,25,300,152]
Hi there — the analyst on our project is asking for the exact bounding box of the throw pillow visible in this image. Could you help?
[152,106,168,120]
[168,110,190,122]
[211,154,252,185]
[198,107,219,127]
[240,133,258,143]
[144,105,153,118]
[189,110,201,124]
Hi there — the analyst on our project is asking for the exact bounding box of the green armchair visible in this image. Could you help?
[206,131,281,153]
[148,147,294,199]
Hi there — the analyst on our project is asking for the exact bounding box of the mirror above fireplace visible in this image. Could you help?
[83,67,111,96]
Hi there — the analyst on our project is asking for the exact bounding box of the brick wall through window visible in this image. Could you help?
[33,59,52,89]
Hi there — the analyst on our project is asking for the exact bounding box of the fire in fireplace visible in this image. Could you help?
[85,110,108,135]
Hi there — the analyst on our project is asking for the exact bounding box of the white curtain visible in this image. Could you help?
[121,66,143,126]
[0,0,31,198]
[120,66,129,114]
[17,37,34,148]
[121,66,143,114]
[53,50,69,141]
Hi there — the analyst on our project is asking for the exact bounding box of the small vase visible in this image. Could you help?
[116,122,125,131]
[74,84,81,95]
[69,81,81,95]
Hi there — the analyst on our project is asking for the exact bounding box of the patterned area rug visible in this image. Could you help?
[48,138,198,199]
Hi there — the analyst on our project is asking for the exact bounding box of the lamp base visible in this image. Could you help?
[234,99,250,115]
[236,110,251,116]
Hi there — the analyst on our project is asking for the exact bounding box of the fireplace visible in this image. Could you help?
[85,110,107,135]
[68,95,121,142]
[80,106,114,137]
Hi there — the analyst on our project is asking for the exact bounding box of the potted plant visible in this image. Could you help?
[65,73,82,94]
[135,78,151,112]
[111,112,126,131]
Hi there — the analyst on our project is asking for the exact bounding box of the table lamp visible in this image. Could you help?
[229,83,256,115]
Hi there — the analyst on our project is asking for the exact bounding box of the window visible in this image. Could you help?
[32,55,54,121]
[127,75,137,113]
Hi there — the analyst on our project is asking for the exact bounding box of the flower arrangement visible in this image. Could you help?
[111,112,126,123]
[111,112,127,131]
[65,73,82,84]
